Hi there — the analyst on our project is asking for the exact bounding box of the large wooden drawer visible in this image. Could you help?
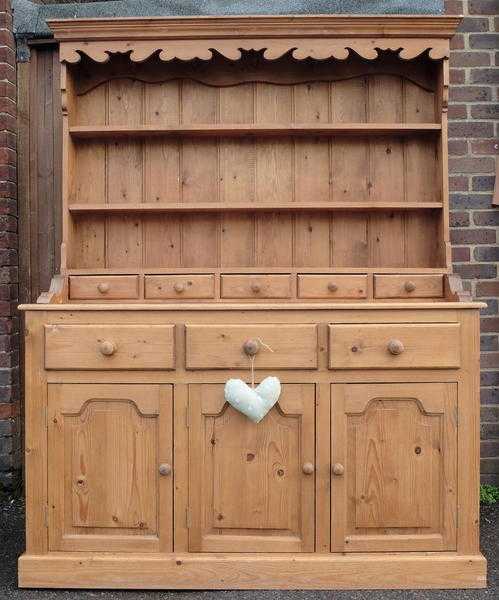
[185,324,318,369]
[221,275,292,299]
[329,323,460,369]
[374,275,444,299]
[145,275,215,299]
[45,325,175,370]
[298,274,367,299]
[69,276,139,300]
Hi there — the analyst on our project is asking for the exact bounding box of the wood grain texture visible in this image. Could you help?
[44,324,175,370]
[69,275,139,300]
[18,552,486,590]
[48,384,173,552]
[329,323,460,369]
[185,324,318,369]
[331,383,457,552]
[188,384,315,552]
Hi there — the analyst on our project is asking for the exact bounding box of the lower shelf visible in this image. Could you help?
[19,552,487,590]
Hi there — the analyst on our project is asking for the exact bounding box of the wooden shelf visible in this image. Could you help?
[69,123,442,139]
[66,267,450,276]
[69,202,443,214]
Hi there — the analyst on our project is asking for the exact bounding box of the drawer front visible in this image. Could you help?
[329,323,460,369]
[221,275,292,299]
[298,275,367,299]
[186,324,317,369]
[45,325,175,370]
[374,275,444,299]
[69,276,139,300]
[145,275,215,299]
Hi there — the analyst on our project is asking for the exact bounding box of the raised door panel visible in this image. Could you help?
[331,383,457,552]
[48,384,172,552]
[188,384,315,552]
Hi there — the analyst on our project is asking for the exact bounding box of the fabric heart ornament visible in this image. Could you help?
[224,376,281,423]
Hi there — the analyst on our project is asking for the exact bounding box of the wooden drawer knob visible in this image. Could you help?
[327,282,338,293]
[404,281,416,293]
[159,463,172,476]
[97,282,110,294]
[243,339,259,357]
[332,463,345,476]
[99,340,117,356]
[387,339,405,355]
[302,462,315,475]
[173,282,185,294]
[250,283,261,294]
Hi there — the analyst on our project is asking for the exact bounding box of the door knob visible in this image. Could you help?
[243,339,259,356]
[302,462,315,475]
[97,282,110,294]
[332,463,345,476]
[159,463,172,476]
[99,340,116,356]
[387,339,404,355]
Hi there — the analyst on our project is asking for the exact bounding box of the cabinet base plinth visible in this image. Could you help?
[19,552,487,590]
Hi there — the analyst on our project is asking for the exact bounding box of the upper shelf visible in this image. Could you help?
[69,123,442,139]
[68,202,443,214]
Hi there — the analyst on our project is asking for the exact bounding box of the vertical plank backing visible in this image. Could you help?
[331,77,369,267]
[143,81,181,267]
[404,79,440,267]
[293,83,330,267]
[72,84,106,269]
[254,84,293,267]
[219,83,255,267]
[106,80,143,268]
[368,75,405,267]
[180,80,219,267]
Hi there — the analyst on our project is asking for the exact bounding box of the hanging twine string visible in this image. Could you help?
[249,338,274,389]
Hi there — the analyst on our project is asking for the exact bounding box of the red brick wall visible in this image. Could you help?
[446,0,499,484]
[0,0,19,495]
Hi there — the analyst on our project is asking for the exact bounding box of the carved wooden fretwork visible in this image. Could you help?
[58,38,452,64]
[49,15,459,66]
[73,50,440,96]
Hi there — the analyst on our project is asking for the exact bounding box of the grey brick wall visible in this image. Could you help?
[446,0,498,485]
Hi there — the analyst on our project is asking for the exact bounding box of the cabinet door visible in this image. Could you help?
[48,384,172,552]
[331,383,457,552]
[188,384,315,552]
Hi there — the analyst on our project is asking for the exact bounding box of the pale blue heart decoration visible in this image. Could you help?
[224,376,281,423]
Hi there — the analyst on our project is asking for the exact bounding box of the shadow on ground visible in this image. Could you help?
[1,497,497,599]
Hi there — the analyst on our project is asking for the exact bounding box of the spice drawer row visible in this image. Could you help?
[44,322,461,370]
[68,273,445,301]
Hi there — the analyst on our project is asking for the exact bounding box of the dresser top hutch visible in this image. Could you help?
[36,14,467,304]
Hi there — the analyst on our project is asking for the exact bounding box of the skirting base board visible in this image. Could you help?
[19,552,487,589]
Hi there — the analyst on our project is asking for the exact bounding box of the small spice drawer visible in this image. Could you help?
[69,275,139,300]
[374,274,444,299]
[329,323,460,369]
[45,324,175,370]
[220,275,292,299]
[185,324,318,369]
[145,275,215,299]
[298,275,367,299]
